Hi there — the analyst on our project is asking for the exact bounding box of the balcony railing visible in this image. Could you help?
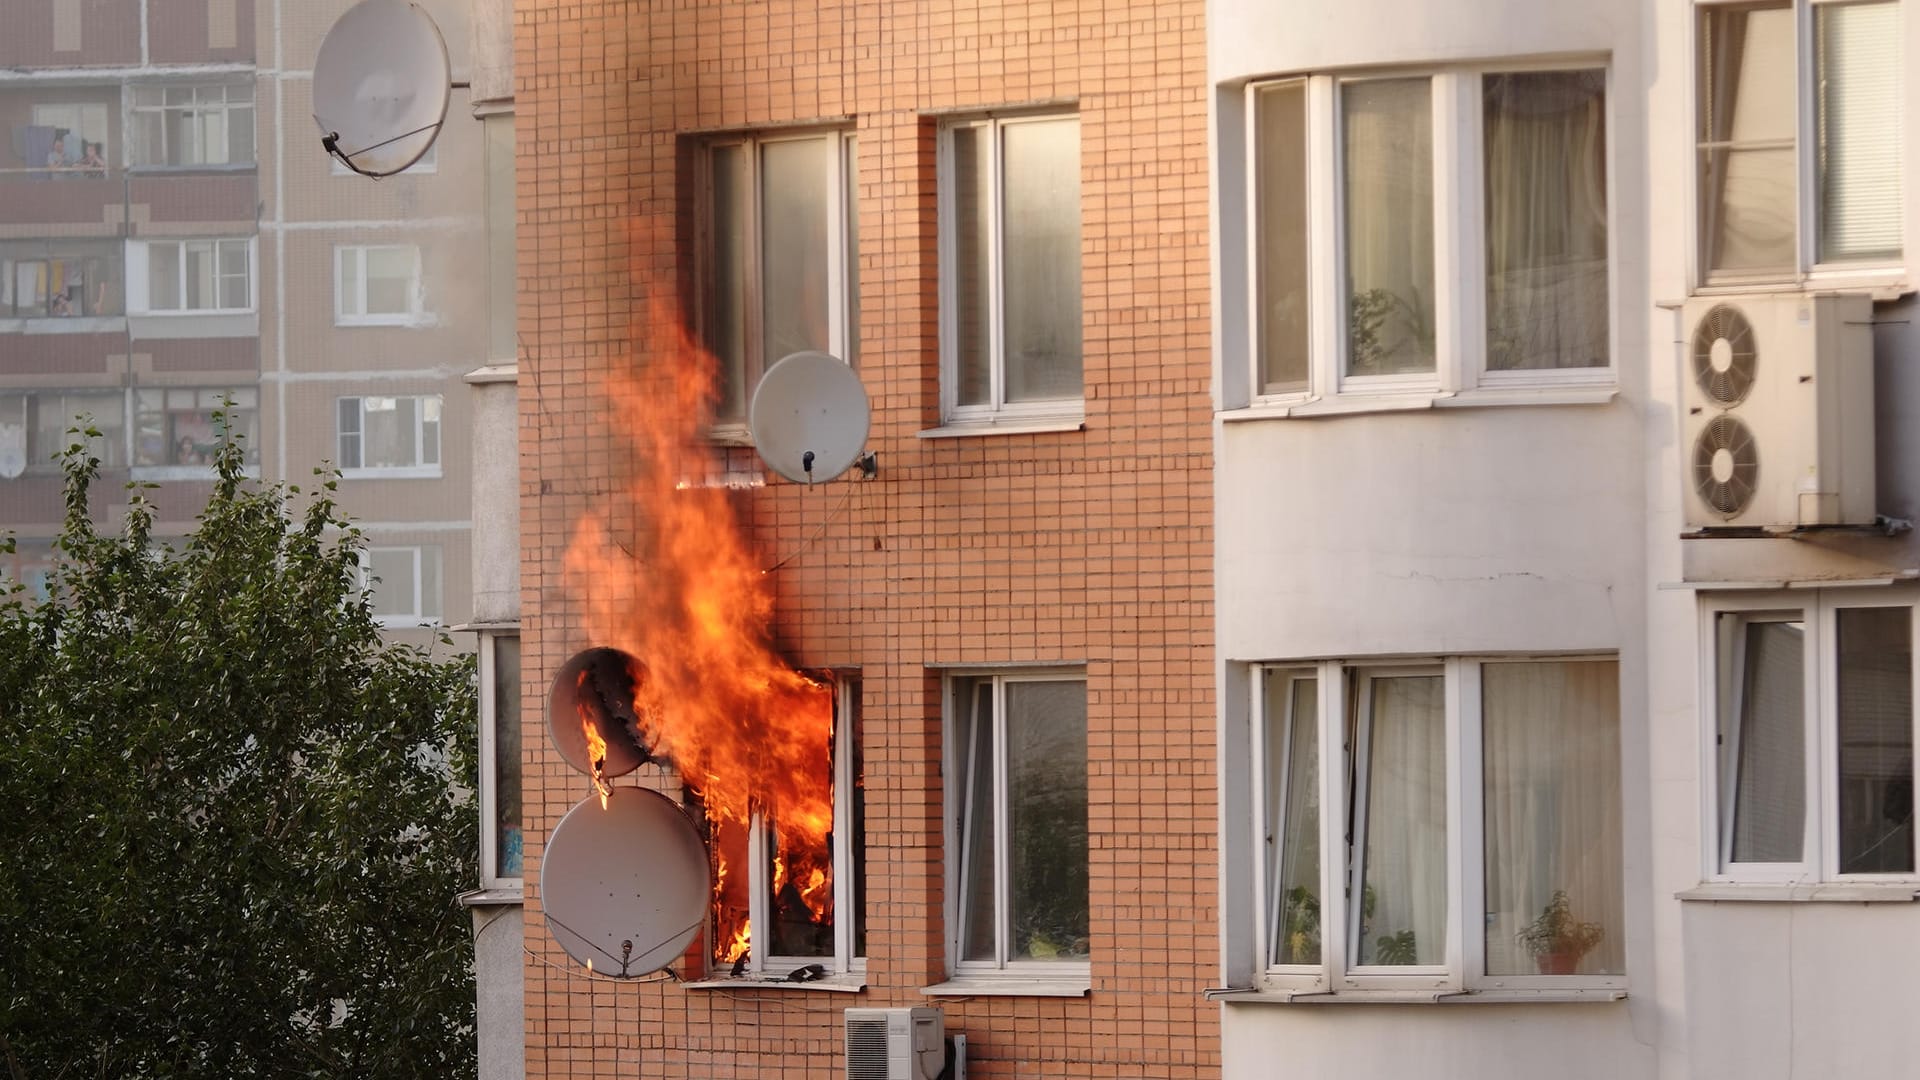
[0,167,258,233]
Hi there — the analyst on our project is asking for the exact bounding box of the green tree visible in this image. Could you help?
[0,420,477,1079]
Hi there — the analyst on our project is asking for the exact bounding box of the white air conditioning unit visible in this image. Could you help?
[845,1006,944,1080]
[1681,293,1875,530]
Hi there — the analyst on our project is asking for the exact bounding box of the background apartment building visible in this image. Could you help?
[0,0,487,646]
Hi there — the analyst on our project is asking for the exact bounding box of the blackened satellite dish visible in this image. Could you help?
[548,647,652,780]
[749,351,871,484]
[542,787,710,977]
[312,0,451,177]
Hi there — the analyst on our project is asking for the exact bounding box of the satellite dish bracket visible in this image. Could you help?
[319,120,441,179]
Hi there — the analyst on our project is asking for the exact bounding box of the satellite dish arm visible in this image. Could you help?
[317,115,441,179]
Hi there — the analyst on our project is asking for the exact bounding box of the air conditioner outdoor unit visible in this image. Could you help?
[845,1006,944,1080]
[1681,293,1875,530]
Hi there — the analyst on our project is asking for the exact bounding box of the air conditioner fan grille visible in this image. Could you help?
[1691,303,1759,406]
[1692,413,1761,518]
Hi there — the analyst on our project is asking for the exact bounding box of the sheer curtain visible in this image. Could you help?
[1482,661,1624,976]
[1264,673,1320,966]
[1342,79,1435,377]
[1836,608,1914,874]
[1355,675,1446,966]
[1484,71,1608,371]
[1697,3,1797,275]
[1727,618,1806,863]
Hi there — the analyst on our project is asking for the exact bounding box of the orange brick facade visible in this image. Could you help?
[515,1,1216,1076]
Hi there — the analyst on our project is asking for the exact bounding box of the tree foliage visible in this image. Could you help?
[0,424,478,1078]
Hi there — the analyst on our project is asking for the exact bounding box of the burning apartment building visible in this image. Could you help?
[493,0,1218,1076]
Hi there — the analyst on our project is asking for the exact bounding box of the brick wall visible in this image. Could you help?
[516,1,1216,1076]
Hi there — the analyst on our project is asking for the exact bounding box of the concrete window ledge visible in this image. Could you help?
[1677,883,1920,903]
[456,887,524,908]
[918,417,1087,439]
[921,978,1091,998]
[1207,988,1626,1006]
[684,975,866,994]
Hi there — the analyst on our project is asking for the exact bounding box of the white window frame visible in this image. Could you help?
[718,673,865,981]
[935,112,1085,429]
[130,238,255,314]
[1691,0,1909,293]
[31,102,111,168]
[129,386,258,479]
[1699,589,1920,885]
[939,668,1092,991]
[477,630,523,889]
[333,244,425,327]
[1249,656,1627,997]
[1242,62,1616,410]
[336,394,442,478]
[357,545,441,628]
[694,128,857,433]
[129,81,255,167]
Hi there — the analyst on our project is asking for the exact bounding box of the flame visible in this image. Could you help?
[563,279,837,967]
[576,671,613,809]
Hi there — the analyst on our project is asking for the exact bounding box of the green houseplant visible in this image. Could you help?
[1517,890,1605,975]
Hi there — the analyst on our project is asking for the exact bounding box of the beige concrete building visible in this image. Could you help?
[0,0,498,650]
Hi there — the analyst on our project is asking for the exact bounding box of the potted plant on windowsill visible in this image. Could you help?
[1517,890,1605,975]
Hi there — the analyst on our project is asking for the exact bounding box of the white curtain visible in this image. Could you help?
[1484,71,1608,371]
[1342,79,1435,377]
[1729,619,1806,864]
[1482,661,1624,976]
[1356,675,1446,966]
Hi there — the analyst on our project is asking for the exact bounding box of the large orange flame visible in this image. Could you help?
[576,672,613,809]
[563,283,836,967]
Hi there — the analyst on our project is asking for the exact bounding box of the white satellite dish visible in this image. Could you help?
[542,787,710,977]
[312,0,451,177]
[548,647,653,780]
[749,351,871,484]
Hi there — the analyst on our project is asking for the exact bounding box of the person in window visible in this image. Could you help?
[46,131,69,171]
[78,142,106,173]
[49,292,73,317]
[174,435,208,466]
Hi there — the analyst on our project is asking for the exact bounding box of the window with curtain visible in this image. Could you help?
[698,130,858,425]
[1253,656,1625,989]
[950,672,1090,978]
[336,395,442,473]
[1245,64,1611,401]
[1484,71,1609,371]
[1696,0,1903,282]
[1709,593,1917,881]
[940,114,1083,424]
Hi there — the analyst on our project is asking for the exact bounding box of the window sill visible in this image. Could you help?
[1690,275,1912,303]
[456,886,524,908]
[685,973,867,993]
[918,416,1086,439]
[1208,987,1626,1005]
[374,616,442,629]
[131,465,258,482]
[341,466,443,480]
[1226,385,1616,421]
[920,977,1090,998]
[1677,882,1920,904]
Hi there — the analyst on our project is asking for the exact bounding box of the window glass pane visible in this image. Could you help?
[760,138,831,375]
[1484,70,1609,371]
[419,548,440,618]
[707,144,750,420]
[1836,607,1914,873]
[1698,3,1797,275]
[1483,660,1624,977]
[339,250,362,316]
[1264,672,1320,966]
[1001,118,1082,403]
[1354,674,1445,966]
[1006,679,1089,961]
[1256,82,1311,393]
[1343,79,1436,376]
[492,636,524,879]
[367,549,417,616]
[183,242,216,309]
[362,396,418,468]
[955,677,997,961]
[1726,616,1806,863]
[1817,2,1903,263]
[336,398,361,469]
[951,126,993,407]
[229,101,255,164]
[32,392,123,468]
[148,244,180,309]
[365,247,414,314]
[422,397,441,465]
[846,134,860,367]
